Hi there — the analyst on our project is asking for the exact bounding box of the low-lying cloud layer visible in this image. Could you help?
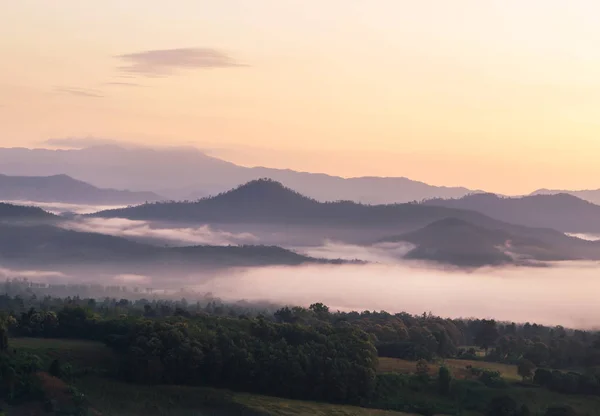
[63,217,258,246]
[297,240,415,263]
[3,260,600,328]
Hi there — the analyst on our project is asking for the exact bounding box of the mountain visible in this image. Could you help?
[531,188,600,206]
[0,223,328,268]
[0,173,163,205]
[0,146,478,204]
[92,179,493,229]
[423,193,600,233]
[0,202,55,220]
[93,179,600,262]
[381,218,563,267]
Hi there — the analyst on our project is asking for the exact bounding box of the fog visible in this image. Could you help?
[1,200,127,215]
[296,240,415,263]
[567,232,600,242]
[4,260,600,329]
[62,217,259,246]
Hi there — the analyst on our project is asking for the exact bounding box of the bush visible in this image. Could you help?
[49,359,62,378]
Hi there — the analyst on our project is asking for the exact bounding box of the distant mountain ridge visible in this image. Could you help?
[0,173,163,205]
[0,222,332,268]
[531,188,600,206]
[93,179,600,265]
[0,146,478,204]
[423,192,600,233]
[0,202,55,220]
[381,218,562,267]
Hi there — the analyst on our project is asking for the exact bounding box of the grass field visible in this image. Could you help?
[10,337,117,370]
[79,376,416,416]
[378,356,520,381]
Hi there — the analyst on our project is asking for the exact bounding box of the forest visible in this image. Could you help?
[1,280,600,415]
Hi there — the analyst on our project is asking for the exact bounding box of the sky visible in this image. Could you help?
[2,1,600,194]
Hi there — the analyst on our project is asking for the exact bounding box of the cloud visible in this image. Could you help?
[42,137,137,149]
[104,82,143,87]
[54,86,104,98]
[115,48,246,76]
[566,233,600,242]
[62,217,259,246]
[0,200,127,215]
[296,240,415,263]
[0,267,66,279]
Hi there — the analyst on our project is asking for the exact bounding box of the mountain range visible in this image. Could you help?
[0,146,478,204]
[531,188,600,206]
[423,193,600,233]
[92,179,600,265]
[0,173,163,205]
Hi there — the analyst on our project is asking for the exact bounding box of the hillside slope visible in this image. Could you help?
[0,173,163,204]
[424,193,600,233]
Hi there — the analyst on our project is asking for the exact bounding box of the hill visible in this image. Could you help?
[531,188,600,206]
[423,193,600,233]
[0,222,327,268]
[93,179,490,229]
[93,180,600,265]
[0,145,478,204]
[380,218,560,266]
[0,202,55,220]
[0,173,163,205]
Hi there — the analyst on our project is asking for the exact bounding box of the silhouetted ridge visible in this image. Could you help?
[0,173,163,204]
[0,202,55,219]
[209,178,318,207]
[0,223,331,267]
[424,192,600,233]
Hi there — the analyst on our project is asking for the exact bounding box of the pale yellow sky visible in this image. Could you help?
[1,0,600,194]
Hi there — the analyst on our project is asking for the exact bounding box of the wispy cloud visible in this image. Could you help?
[54,86,104,98]
[43,137,131,149]
[104,82,143,87]
[115,47,246,77]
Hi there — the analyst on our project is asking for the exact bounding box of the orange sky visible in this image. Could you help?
[1,1,600,194]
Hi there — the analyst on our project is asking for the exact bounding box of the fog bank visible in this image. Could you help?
[3,261,600,329]
[190,262,600,329]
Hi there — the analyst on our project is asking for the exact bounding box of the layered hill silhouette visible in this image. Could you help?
[0,202,56,220]
[0,173,163,205]
[93,179,600,265]
[381,218,570,267]
[0,146,477,204]
[0,223,328,268]
[92,179,493,228]
[531,188,600,206]
[423,193,600,233]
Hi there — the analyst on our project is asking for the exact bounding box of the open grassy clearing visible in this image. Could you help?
[78,377,416,416]
[378,356,519,381]
[10,337,117,369]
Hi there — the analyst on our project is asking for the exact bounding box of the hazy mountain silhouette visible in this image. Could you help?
[0,202,55,220]
[424,193,600,233]
[381,218,565,266]
[531,188,600,206]
[92,179,493,229]
[0,173,163,205]
[0,146,477,204]
[0,223,329,268]
[93,179,600,263]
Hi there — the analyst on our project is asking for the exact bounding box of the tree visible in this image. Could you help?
[486,395,518,416]
[475,319,499,355]
[416,359,430,378]
[438,366,452,394]
[0,325,8,352]
[544,406,576,416]
[517,359,536,382]
[49,359,62,378]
